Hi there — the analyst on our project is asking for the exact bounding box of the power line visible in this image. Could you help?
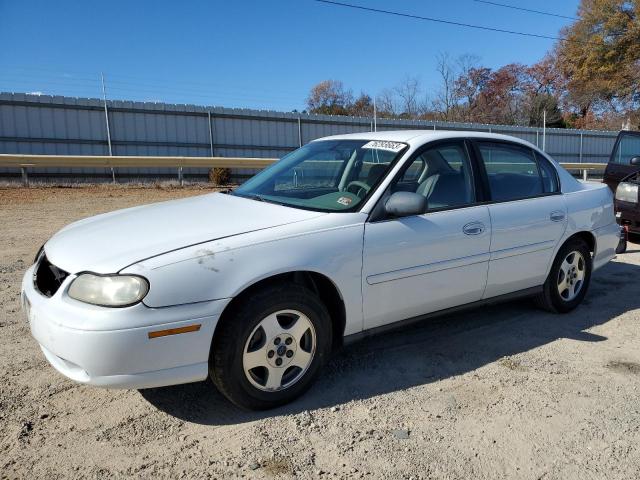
[472,0,578,21]
[314,0,583,44]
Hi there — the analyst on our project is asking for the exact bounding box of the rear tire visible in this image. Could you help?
[534,238,592,313]
[209,283,332,410]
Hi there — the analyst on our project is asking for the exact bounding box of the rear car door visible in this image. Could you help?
[604,131,640,192]
[362,140,491,330]
[472,140,567,299]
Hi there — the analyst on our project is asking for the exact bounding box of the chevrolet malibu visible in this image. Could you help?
[22,131,620,409]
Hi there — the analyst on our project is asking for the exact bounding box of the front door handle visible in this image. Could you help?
[550,211,565,222]
[463,221,485,235]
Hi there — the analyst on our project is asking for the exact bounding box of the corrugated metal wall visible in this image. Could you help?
[0,92,619,179]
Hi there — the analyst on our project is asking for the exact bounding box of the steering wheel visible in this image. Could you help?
[345,181,371,199]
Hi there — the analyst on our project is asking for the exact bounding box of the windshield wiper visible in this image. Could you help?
[234,192,268,203]
[236,192,293,207]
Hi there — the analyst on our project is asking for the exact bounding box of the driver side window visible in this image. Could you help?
[391,143,475,211]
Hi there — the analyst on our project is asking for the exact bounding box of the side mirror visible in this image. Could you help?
[630,156,640,166]
[385,191,426,218]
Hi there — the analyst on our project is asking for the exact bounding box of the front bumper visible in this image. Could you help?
[21,265,230,389]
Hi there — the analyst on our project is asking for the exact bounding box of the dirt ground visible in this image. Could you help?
[1,186,640,479]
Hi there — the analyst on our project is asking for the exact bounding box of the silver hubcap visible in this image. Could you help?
[243,309,316,392]
[557,250,586,301]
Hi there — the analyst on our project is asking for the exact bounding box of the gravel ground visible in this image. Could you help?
[1,186,640,479]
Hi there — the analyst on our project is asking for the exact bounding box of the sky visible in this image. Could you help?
[0,0,581,112]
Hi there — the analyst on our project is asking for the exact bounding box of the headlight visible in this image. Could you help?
[615,182,639,204]
[68,273,149,307]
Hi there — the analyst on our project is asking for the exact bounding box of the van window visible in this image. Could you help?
[612,133,640,165]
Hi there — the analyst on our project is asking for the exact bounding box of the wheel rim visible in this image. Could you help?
[557,250,586,302]
[242,309,316,392]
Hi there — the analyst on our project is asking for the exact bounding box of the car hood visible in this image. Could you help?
[44,193,325,274]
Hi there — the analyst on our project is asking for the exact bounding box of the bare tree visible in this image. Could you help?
[433,52,481,122]
[376,88,398,118]
[433,52,459,121]
[394,76,422,118]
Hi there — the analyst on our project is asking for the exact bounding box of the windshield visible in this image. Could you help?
[233,140,407,212]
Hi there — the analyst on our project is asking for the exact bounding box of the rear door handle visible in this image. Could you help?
[463,221,485,235]
[550,211,565,222]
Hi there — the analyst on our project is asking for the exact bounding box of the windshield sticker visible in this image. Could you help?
[362,140,406,152]
[337,196,353,206]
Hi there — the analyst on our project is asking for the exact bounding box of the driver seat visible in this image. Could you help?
[365,164,387,187]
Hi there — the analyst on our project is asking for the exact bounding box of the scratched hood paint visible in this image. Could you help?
[44,193,325,274]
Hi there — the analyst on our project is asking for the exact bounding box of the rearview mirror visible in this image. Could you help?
[630,156,640,166]
[385,192,426,218]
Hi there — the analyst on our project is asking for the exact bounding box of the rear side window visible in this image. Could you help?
[477,142,544,201]
[612,133,640,165]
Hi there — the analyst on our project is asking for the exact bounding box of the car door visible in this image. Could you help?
[603,131,640,192]
[362,140,491,330]
[472,140,567,299]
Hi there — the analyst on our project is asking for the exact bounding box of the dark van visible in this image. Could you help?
[603,130,640,237]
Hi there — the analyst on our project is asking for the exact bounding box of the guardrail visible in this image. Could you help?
[0,154,606,185]
[561,162,607,181]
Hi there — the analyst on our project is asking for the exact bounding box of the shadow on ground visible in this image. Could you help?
[140,256,640,425]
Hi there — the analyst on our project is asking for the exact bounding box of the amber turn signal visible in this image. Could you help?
[148,324,201,339]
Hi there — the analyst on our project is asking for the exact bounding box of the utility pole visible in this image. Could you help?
[542,109,547,152]
[101,72,115,183]
[373,96,377,132]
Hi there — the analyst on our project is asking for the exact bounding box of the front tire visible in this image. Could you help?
[535,238,592,313]
[209,283,332,410]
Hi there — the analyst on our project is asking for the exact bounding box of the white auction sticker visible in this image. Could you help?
[361,140,406,152]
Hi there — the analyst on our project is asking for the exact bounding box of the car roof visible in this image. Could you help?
[315,129,538,150]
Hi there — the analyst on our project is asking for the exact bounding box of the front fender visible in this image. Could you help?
[121,214,367,336]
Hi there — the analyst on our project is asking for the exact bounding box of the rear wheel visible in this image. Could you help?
[535,238,592,313]
[209,283,332,410]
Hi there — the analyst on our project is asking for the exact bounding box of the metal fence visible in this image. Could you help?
[0,92,619,180]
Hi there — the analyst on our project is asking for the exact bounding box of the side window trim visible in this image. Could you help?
[368,139,479,222]
[533,150,561,194]
[470,139,561,204]
[530,147,545,193]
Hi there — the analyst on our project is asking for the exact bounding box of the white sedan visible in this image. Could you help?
[22,131,620,409]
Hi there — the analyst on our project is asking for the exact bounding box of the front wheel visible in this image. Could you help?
[209,284,332,410]
[534,238,592,313]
